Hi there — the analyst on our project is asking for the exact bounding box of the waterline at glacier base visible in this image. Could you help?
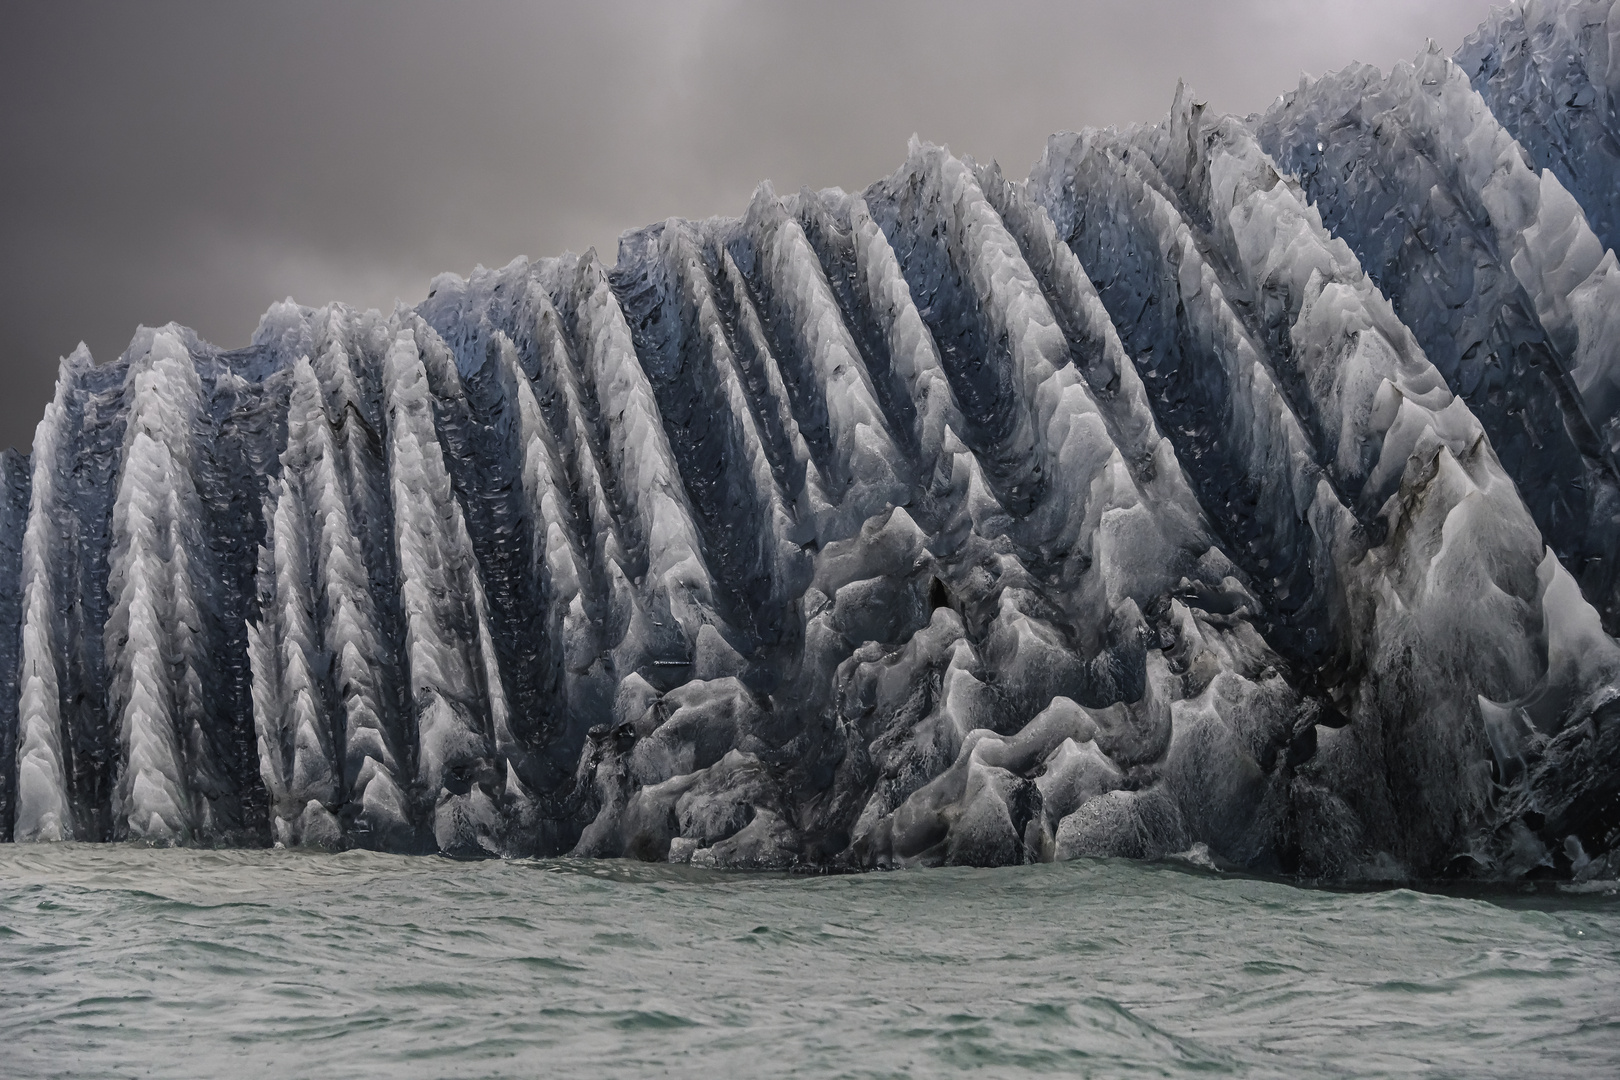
[2,845,1616,1079]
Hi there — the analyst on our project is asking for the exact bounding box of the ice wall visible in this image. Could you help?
[1,0,1617,880]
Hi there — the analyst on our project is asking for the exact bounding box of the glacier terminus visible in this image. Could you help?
[4,0,1620,885]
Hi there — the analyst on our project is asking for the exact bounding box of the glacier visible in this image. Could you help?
[3,0,1619,882]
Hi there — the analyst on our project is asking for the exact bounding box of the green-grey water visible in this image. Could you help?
[1,847,1616,1078]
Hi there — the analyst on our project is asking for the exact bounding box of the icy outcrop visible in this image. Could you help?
[1458,1,1620,259]
[1457,0,1620,459]
[1256,42,1620,626]
[2,0,1618,880]
[1029,90,1620,872]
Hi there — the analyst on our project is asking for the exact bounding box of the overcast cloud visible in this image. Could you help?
[0,0,1502,452]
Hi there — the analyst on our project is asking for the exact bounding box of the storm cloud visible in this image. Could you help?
[0,0,1499,452]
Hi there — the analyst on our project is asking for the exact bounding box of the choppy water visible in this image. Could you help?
[1,848,1616,1078]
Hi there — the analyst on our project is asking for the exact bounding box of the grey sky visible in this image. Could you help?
[0,0,1502,453]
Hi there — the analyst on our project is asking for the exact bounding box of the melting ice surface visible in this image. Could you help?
[1,846,1617,1079]
[2,0,1620,883]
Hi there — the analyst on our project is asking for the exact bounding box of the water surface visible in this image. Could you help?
[2,847,1616,1078]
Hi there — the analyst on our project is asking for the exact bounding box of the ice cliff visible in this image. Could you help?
[3,0,1619,881]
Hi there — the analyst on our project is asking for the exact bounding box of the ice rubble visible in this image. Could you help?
[2,0,1619,880]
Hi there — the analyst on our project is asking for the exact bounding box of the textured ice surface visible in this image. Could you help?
[1257,40,1620,619]
[4,0,1620,880]
[1458,1,1620,258]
